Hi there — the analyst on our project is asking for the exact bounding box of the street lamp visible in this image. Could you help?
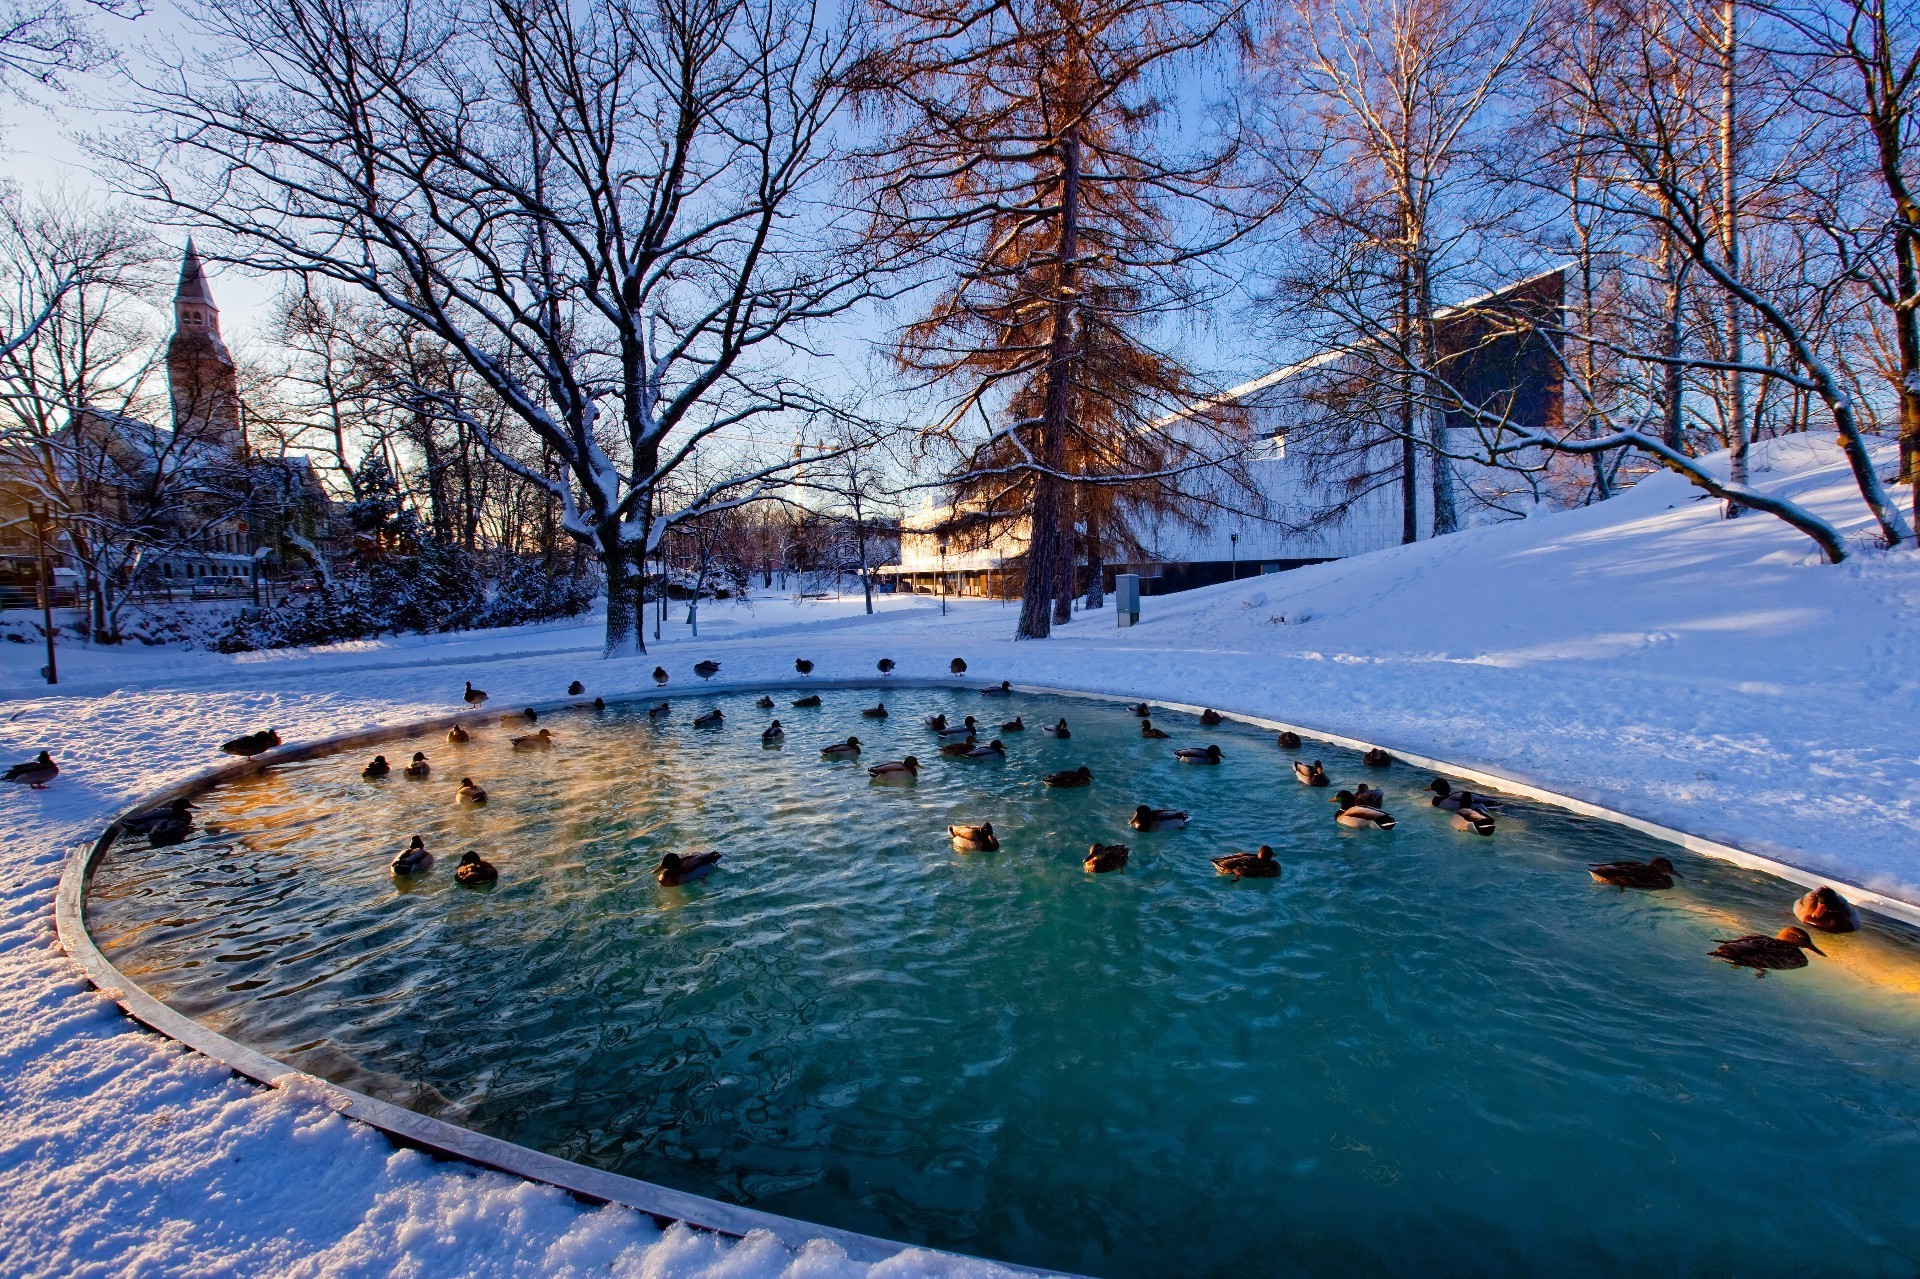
[1229,530,1239,582]
[937,537,948,616]
[28,504,56,685]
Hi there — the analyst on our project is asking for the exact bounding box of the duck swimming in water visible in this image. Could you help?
[1427,778,1497,811]
[862,703,889,719]
[1084,844,1130,873]
[1795,885,1861,933]
[924,713,949,732]
[694,660,721,680]
[1350,782,1383,807]
[1199,709,1224,727]
[1588,856,1679,889]
[939,735,977,758]
[948,822,998,851]
[982,681,1013,696]
[1212,846,1281,879]
[654,666,670,686]
[3,750,58,789]
[877,658,896,675]
[123,797,195,838]
[391,836,434,877]
[1451,805,1496,836]
[1043,765,1092,788]
[1041,718,1071,738]
[649,701,671,719]
[363,755,391,780]
[820,736,862,758]
[1140,719,1170,740]
[1001,716,1025,732]
[455,777,488,806]
[1130,805,1188,832]
[1362,748,1392,767]
[1710,927,1824,976]
[1128,703,1151,717]
[404,752,431,779]
[1294,760,1329,787]
[692,708,724,728]
[964,739,1007,761]
[463,681,488,706]
[656,850,721,886]
[936,716,979,739]
[762,720,785,744]
[447,724,470,744]
[868,756,919,782]
[1175,744,1224,765]
[791,694,822,708]
[1333,791,1395,829]
[513,728,556,749]
[455,850,499,886]
[1276,731,1301,750]
[755,695,776,709]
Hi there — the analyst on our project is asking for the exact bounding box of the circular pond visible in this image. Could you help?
[87,686,1920,1277]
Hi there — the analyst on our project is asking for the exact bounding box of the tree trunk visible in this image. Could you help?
[601,527,644,656]
[1659,228,1687,453]
[1398,252,1419,543]
[1415,255,1457,535]
[1084,505,1105,609]
[1721,0,1748,510]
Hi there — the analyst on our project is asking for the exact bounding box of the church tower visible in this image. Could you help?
[167,240,243,450]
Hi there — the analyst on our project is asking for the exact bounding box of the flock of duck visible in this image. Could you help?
[18,652,1868,977]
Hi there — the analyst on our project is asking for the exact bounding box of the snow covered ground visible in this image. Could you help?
[1,434,1914,1276]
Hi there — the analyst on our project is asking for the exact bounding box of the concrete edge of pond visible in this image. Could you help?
[52,676,1915,1279]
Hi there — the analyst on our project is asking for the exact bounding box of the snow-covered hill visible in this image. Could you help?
[0,433,1913,1277]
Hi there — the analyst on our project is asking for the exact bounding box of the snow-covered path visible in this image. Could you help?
[1,436,1914,1276]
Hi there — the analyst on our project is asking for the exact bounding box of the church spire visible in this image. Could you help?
[174,239,221,337]
[167,239,241,448]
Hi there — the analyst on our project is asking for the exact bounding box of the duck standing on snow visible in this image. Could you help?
[762,720,785,744]
[1212,846,1281,879]
[692,708,724,728]
[821,736,862,758]
[653,666,670,686]
[221,729,282,757]
[950,658,968,675]
[796,658,814,676]
[512,728,556,749]
[1043,765,1093,788]
[694,660,721,679]
[982,681,1013,697]
[656,850,720,886]
[404,752,431,779]
[1588,856,1680,889]
[1277,731,1301,750]
[1199,709,1224,727]
[1001,716,1025,732]
[1175,744,1224,765]
[463,681,488,706]
[878,658,896,675]
[455,850,499,886]
[965,739,1007,761]
[447,723,471,744]
[1041,718,1071,738]
[1710,927,1824,976]
[868,756,919,782]
[1333,790,1395,829]
[1084,844,1130,873]
[1140,719,1170,740]
[391,836,434,877]
[1363,748,1392,767]
[455,777,488,806]
[1294,760,1329,787]
[1130,805,1188,831]
[568,680,585,696]
[363,755,391,780]
[3,750,59,788]
[1795,885,1861,933]
[949,822,998,851]
[862,703,889,719]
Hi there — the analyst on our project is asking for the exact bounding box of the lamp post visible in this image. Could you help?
[937,537,948,616]
[28,504,56,685]
[1229,530,1239,582]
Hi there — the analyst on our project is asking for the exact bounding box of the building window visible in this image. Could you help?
[1258,430,1287,460]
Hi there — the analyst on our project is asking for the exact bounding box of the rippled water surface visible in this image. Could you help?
[89,686,1920,1277]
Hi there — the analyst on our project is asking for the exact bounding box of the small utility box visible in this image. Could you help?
[1115,573,1141,627]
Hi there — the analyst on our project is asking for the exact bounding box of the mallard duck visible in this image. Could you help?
[362,755,391,779]
[950,657,967,675]
[791,694,822,708]
[220,729,281,757]
[3,750,58,788]
[1127,702,1151,717]
[948,822,998,851]
[653,666,669,686]
[391,836,434,876]
[521,707,539,723]
[1084,843,1130,873]
[877,657,896,675]
[656,850,721,886]
[1041,718,1071,738]
[593,697,606,711]
[1276,731,1301,750]
[1043,765,1092,788]
[964,739,1007,761]
[1199,709,1224,726]
[981,681,1013,696]
[1175,744,1224,765]
[463,681,488,706]
[1212,846,1280,878]
[862,703,889,719]
[1427,778,1497,810]
[691,708,723,729]
[144,808,196,847]
[568,680,585,696]
[1710,927,1824,976]
[649,701,671,719]
[1333,791,1395,829]
[937,715,979,739]
[1452,805,1496,836]
[512,728,556,749]
[868,756,919,781]
[123,797,194,837]
[796,658,814,676]
[939,735,977,758]
[1362,747,1392,767]
[404,752,431,779]
[1140,719,1170,740]
[1351,782,1383,807]
[1130,805,1188,831]
[694,660,720,679]
[454,850,499,886]
[762,720,785,743]
[821,736,862,758]
[1001,716,1025,732]
[1294,760,1329,787]
[1588,856,1680,889]
[447,724,470,744]
[1795,885,1861,933]
[756,695,776,709]
[455,777,488,806]
[924,713,949,732]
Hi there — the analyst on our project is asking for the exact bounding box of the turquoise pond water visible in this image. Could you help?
[87,686,1920,1277]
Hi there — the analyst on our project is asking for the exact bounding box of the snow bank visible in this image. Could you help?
[0,435,1914,1275]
